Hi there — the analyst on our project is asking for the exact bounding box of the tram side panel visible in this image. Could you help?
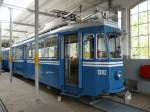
[2,50,9,71]
[26,59,35,80]
[25,35,61,89]
[82,61,110,96]
[39,59,60,89]
[2,60,9,70]
[13,46,26,77]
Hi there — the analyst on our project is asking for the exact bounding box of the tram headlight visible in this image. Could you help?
[114,71,122,80]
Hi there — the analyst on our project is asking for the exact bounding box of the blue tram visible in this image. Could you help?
[2,20,125,97]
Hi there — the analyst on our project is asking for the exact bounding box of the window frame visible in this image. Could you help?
[44,36,58,59]
[96,33,108,59]
[13,46,23,60]
[27,43,33,59]
[38,39,45,58]
[83,33,95,60]
[107,33,122,59]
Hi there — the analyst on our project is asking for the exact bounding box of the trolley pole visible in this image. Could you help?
[9,8,13,83]
[34,0,39,98]
[0,22,2,76]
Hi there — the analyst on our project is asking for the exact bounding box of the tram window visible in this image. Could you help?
[69,43,77,58]
[45,48,49,57]
[14,47,23,59]
[45,37,57,58]
[3,51,5,60]
[28,44,33,58]
[7,52,8,59]
[14,48,17,59]
[3,52,4,60]
[97,34,107,58]
[2,53,4,60]
[19,47,23,59]
[32,43,35,58]
[39,40,45,58]
[13,49,15,59]
[5,52,6,60]
[29,49,32,58]
[108,33,121,58]
[13,48,17,59]
[6,52,7,60]
[3,53,4,60]
[83,34,94,59]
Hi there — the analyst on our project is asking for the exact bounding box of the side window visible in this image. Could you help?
[15,47,23,59]
[39,40,45,58]
[19,47,22,59]
[13,48,15,59]
[3,52,4,60]
[28,44,33,58]
[32,43,35,58]
[14,48,17,59]
[97,34,107,58]
[4,51,6,60]
[83,34,94,59]
[45,37,57,58]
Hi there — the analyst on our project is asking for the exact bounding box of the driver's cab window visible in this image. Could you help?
[83,34,94,59]
[97,34,107,58]
[108,32,121,58]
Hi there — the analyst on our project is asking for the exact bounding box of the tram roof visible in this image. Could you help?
[11,20,119,47]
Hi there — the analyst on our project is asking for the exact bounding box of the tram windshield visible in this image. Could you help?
[83,34,94,59]
[97,34,107,58]
[108,32,121,58]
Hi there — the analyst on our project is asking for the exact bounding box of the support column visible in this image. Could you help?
[121,8,130,59]
[9,8,13,83]
[34,0,39,97]
[0,23,2,75]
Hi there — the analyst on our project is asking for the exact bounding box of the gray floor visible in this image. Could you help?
[0,72,101,112]
[0,72,150,112]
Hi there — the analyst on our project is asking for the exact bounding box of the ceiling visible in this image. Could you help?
[0,0,144,43]
[0,0,110,42]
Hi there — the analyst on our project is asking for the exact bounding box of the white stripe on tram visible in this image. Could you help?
[82,64,123,67]
[27,60,60,65]
[82,61,123,65]
[13,60,24,62]
[82,61,123,67]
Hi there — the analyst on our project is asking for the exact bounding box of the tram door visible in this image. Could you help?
[64,33,79,86]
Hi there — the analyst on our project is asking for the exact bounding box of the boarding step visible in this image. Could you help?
[90,98,146,112]
[61,85,81,98]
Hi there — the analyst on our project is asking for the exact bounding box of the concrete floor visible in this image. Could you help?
[0,71,150,112]
[105,92,150,111]
[0,72,101,112]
